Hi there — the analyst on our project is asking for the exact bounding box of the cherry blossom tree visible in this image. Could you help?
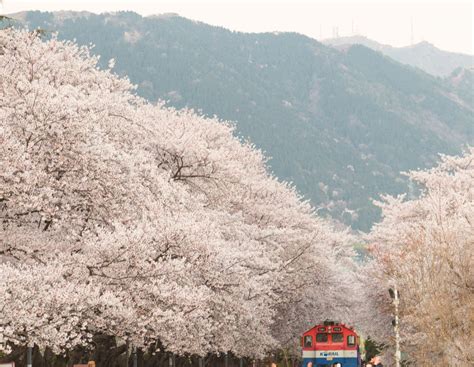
[0,28,359,359]
[368,148,474,365]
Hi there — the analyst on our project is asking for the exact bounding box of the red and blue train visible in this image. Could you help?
[301,321,361,367]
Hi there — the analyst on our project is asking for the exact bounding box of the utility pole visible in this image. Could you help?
[389,287,401,367]
[133,346,138,367]
[27,343,33,367]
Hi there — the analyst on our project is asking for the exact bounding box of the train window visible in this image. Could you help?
[316,333,328,342]
[332,333,343,343]
[304,335,313,347]
[347,335,356,346]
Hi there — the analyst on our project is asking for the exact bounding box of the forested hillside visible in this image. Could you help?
[324,35,473,77]
[8,11,473,230]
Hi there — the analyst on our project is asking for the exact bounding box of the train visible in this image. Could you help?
[301,321,361,367]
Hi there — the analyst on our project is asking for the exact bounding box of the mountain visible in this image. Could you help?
[5,11,473,231]
[324,35,473,77]
[448,67,474,105]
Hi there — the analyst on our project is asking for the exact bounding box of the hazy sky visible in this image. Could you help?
[1,0,472,54]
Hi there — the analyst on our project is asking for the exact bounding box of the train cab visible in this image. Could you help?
[301,321,361,367]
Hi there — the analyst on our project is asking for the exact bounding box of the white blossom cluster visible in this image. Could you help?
[368,148,474,365]
[0,30,360,357]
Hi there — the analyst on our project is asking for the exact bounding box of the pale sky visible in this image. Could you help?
[1,0,473,54]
